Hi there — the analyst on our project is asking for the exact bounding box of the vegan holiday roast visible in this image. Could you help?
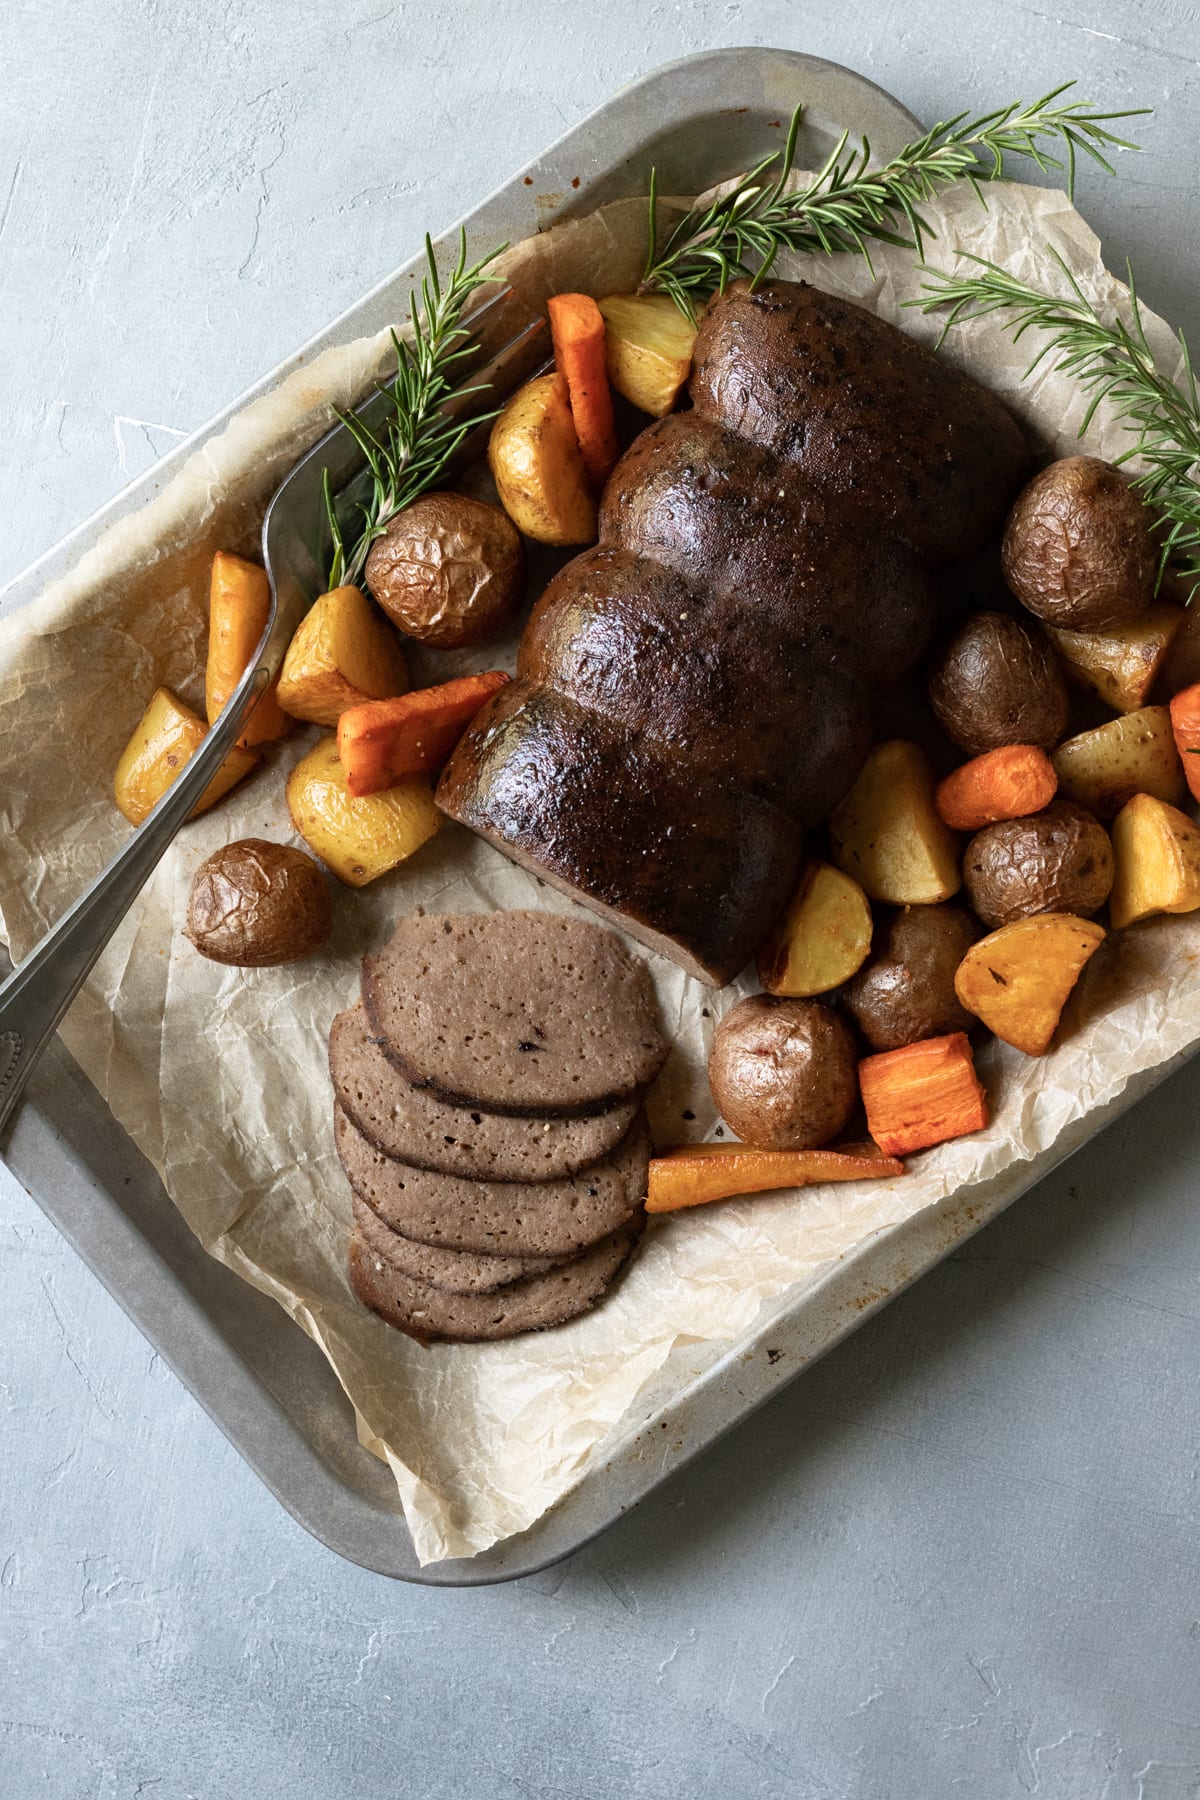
[5,77,1200,1558]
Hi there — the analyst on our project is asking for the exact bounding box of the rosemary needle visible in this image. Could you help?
[913,250,1200,598]
[323,229,506,591]
[641,85,1147,321]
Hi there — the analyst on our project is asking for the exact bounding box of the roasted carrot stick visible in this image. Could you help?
[205,551,294,748]
[935,744,1058,831]
[858,1032,988,1158]
[337,670,509,797]
[1169,682,1200,803]
[547,293,620,488]
[645,1144,904,1214]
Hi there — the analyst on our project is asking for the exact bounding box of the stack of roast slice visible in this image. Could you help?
[331,910,667,1342]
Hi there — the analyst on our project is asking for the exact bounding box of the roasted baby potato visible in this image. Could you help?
[954,914,1106,1056]
[927,611,1069,756]
[708,995,859,1150]
[1002,455,1157,630]
[1110,793,1200,929]
[1047,600,1185,714]
[756,861,873,997]
[597,293,697,418]
[487,373,598,545]
[364,493,525,649]
[962,799,1114,929]
[114,687,258,826]
[205,551,293,748]
[285,734,441,886]
[185,839,332,967]
[829,740,962,905]
[1052,705,1186,819]
[843,903,981,1052]
[276,586,409,727]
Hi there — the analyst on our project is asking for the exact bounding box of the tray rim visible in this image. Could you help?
[5,44,1180,1586]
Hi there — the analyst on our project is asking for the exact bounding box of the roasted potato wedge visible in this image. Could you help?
[276,586,409,728]
[285,734,441,886]
[953,913,1106,1055]
[205,551,294,748]
[1052,705,1186,819]
[597,293,697,418]
[114,687,258,826]
[1110,793,1200,929]
[1047,600,1185,714]
[756,860,873,997]
[487,373,597,545]
[185,839,332,966]
[829,740,962,904]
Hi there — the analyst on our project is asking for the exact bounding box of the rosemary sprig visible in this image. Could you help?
[323,230,506,589]
[913,250,1200,597]
[641,86,1146,320]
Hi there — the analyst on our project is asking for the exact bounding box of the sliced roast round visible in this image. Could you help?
[347,1218,643,1343]
[351,1194,560,1294]
[329,1006,639,1182]
[334,1101,650,1258]
[360,910,667,1116]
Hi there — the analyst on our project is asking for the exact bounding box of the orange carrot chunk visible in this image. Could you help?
[337,671,509,798]
[205,551,294,748]
[1169,682,1200,803]
[547,292,620,489]
[935,744,1058,831]
[858,1031,989,1158]
[645,1143,904,1214]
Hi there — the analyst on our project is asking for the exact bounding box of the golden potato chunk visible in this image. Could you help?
[285,734,440,886]
[1110,793,1200,929]
[1052,705,1185,820]
[953,913,1106,1055]
[276,585,409,727]
[756,860,873,996]
[114,687,258,826]
[487,373,597,546]
[597,293,697,418]
[1047,600,1185,714]
[829,740,962,904]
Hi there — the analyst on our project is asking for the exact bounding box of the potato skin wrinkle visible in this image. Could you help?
[707,995,859,1151]
[1002,455,1156,630]
[927,611,1069,757]
[365,493,525,649]
[185,839,332,967]
[963,800,1114,930]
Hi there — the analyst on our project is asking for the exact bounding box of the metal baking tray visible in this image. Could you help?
[2,46,1180,1584]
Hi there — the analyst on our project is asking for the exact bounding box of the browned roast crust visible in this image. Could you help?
[689,279,1030,565]
[436,680,803,986]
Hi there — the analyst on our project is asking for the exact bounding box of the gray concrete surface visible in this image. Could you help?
[3,2,1200,1794]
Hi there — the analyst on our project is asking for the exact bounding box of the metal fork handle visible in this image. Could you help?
[0,658,273,1141]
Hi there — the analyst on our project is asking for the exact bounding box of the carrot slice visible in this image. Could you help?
[336,671,509,797]
[1169,682,1200,803]
[935,744,1058,831]
[547,293,620,488]
[205,551,293,748]
[645,1144,904,1214]
[858,1032,989,1158]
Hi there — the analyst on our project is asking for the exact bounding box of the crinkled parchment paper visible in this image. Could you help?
[3,176,1199,1566]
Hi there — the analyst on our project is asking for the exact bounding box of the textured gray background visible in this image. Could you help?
[3,3,1200,1795]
